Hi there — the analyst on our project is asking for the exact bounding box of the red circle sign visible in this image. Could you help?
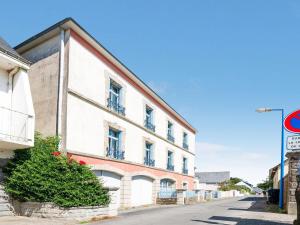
[284,110,300,133]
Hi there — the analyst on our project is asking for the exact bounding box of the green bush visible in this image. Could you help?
[3,133,110,208]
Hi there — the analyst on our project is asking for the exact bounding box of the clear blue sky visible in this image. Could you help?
[2,0,300,185]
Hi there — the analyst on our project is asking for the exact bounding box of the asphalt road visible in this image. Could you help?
[97,197,295,225]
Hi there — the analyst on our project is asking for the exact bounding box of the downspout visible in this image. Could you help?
[56,29,65,138]
[8,67,19,139]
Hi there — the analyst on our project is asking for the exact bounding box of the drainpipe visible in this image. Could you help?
[7,67,19,139]
[56,29,65,138]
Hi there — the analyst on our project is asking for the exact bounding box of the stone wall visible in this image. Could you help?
[12,188,119,219]
[286,151,300,215]
[14,202,115,219]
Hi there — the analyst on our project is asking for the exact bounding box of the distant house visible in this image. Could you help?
[195,171,230,191]
[269,160,289,189]
[269,160,289,208]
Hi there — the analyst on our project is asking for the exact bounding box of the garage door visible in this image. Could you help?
[131,175,153,207]
[94,171,121,208]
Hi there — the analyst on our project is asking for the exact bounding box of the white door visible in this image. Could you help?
[94,171,121,208]
[131,176,153,207]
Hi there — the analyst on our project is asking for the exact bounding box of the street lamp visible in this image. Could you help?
[256,107,285,209]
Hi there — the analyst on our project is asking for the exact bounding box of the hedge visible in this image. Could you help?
[3,133,110,208]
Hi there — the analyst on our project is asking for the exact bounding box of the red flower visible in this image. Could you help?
[51,151,61,157]
[79,160,86,165]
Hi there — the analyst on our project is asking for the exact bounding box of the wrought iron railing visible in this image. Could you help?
[144,120,155,132]
[157,189,177,198]
[144,157,155,167]
[167,164,174,171]
[182,168,188,175]
[0,106,33,143]
[167,133,175,142]
[106,147,125,160]
[107,98,125,116]
[183,142,189,150]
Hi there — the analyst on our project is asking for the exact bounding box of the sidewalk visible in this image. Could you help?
[0,216,77,225]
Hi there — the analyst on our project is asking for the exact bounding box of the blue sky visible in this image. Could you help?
[2,0,300,185]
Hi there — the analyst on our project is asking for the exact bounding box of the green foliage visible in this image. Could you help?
[257,177,273,190]
[3,133,110,208]
[219,177,251,193]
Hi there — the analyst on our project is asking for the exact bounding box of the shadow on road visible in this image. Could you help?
[191,216,291,225]
[228,196,267,212]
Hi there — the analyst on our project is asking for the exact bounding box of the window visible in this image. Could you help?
[108,80,125,115]
[107,128,124,160]
[182,157,188,174]
[144,142,155,166]
[183,132,189,149]
[167,151,174,171]
[144,106,155,132]
[167,121,174,142]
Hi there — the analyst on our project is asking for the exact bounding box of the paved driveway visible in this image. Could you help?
[96,197,295,225]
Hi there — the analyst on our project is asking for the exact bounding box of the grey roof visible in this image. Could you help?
[195,171,230,183]
[0,37,31,65]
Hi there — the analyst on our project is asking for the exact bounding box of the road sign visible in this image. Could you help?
[284,109,300,133]
[287,135,300,150]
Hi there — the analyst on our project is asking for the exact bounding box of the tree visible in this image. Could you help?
[257,177,273,190]
[3,133,110,208]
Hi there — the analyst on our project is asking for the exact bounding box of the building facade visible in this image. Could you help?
[0,37,35,175]
[0,37,35,216]
[15,18,197,208]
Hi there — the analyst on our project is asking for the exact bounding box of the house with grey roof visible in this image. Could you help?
[194,171,230,191]
[195,171,230,184]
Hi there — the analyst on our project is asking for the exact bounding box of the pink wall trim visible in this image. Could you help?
[68,153,195,190]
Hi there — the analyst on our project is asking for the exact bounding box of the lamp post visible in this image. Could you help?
[256,108,285,209]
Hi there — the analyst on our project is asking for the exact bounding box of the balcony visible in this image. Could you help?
[167,164,174,171]
[183,142,189,150]
[0,106,34,150]
[167,133,175,143]
[144,120,155,132]
[107,98,125,116]
[182,168,188,175]
[106,147,125,160]
[144,157,155,167]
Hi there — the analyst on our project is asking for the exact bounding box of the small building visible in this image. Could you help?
[268,160,289,209]
[195,171,230,191]
[0,37,35,216]
[0,37,35,172]
[15,18,197,209]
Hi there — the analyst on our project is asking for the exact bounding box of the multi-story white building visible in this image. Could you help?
[0,37,35,171]
[15,18,197,208]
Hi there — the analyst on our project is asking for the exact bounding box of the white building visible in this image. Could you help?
[0,37,35,216]
[0,37,35,171]
[15,18,197,209]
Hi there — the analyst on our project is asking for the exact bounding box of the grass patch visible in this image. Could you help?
[266,204,287,214]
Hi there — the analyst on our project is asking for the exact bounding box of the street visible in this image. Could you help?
[97,197,294,225]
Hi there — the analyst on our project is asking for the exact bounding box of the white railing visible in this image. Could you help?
[0,106,33,143]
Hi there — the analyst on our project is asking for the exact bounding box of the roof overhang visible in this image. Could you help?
[0,52,30,71]
[15,18,196,133]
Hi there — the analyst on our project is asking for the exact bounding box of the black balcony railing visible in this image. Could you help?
[183,142,189,150]
[167,133,175,142]
[144,157,155,167]
[107,98,126,116]
[106,147,125,160]
[182,168,188,174]
[144,120,155,132]
[167,164,174,171]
